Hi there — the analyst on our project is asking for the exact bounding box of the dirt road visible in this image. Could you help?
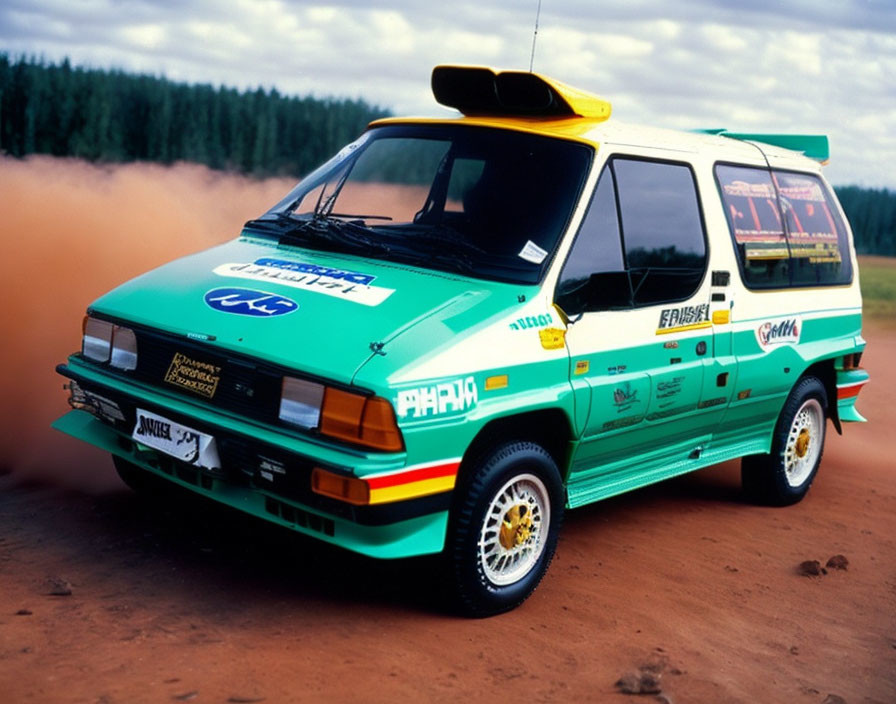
[0,335,893,704]
[1,158,894,703]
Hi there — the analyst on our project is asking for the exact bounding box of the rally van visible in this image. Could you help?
[54,66,869,616]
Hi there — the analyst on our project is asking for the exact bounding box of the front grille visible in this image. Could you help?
[129,327,283,424]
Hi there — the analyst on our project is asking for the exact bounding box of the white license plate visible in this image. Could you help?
[132,408,221,470]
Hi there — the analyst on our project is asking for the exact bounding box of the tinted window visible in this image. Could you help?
[715,164,789,287]
[715,164,852,288]
[613,159,707,305]
[774,171,853,286]
[556,157,707,314]
[557,168,628,313]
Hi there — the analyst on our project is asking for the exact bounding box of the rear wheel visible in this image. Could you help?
[742,376,827,506]
[447,441,564,617]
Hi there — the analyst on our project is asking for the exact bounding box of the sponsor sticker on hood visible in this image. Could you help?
[204,287,298,317]
[213,258,394,306]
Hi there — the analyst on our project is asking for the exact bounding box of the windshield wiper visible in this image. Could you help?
[244,211,390,256]
[384,246,475,275]
[329,213,393,221]
[281,216,392,255]
[243,211,303,233]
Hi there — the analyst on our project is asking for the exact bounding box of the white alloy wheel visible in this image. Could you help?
[783,397,825,488]
[478,473,551,586]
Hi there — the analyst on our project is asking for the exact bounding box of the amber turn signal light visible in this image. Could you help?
[320,388,404,452]
[311,468,370,505]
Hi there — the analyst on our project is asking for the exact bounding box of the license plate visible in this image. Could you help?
[132,408,221,470]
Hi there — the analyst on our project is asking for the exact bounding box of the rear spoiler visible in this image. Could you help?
[695,129,829,163]
[431,65,612,121]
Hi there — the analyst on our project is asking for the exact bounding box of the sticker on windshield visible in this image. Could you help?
[213,259,394,306]
[518,240,548,265]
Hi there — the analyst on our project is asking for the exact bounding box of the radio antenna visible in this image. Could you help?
[529,0,542,72]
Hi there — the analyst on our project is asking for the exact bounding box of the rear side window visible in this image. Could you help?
[715,164,852,288]
[557,157,708,314]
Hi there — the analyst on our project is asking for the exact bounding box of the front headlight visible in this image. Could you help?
[82,317,113,363]
[81,316,138,371]
[110,326,137,370]
[278,377,325,428]
[279,376,403,452]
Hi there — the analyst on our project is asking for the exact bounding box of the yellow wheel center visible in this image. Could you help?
[499,505,533,549]
[795,428,810,458]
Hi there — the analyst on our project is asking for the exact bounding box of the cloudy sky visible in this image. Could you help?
[2,0,895,187]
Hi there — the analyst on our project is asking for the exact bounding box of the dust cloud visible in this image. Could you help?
[0,156,295,491]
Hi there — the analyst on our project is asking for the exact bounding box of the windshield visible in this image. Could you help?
[247,124,593,284]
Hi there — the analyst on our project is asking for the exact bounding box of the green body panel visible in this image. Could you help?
[567,328,718,475]
[712,310,864,446]
[52,409,448,559]
[836,367,870,423]
[566,310,865,507]
[695,129,830,162]
[361,356,577,468]
[89,235,518,387]
[838,400,867,423]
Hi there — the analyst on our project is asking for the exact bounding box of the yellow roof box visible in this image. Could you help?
[431,65,612,121]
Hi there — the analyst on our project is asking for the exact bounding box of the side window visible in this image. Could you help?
[715,164,790,287]
[613,159,707,305]
[715,165,852,288]
[556,167,628,314]
[557,157,708,315]
[773,171,853,286]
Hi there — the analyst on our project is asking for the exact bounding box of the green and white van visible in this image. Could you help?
[54,66,869,616]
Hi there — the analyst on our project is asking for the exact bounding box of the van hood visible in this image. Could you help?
[89,235,521,384]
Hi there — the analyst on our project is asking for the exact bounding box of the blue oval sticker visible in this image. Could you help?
[204,287,298,317]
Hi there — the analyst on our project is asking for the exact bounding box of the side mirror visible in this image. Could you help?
[556,271,632,317]
[585,271,633,310]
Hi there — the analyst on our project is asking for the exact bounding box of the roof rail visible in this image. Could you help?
[696,129,829,163]
[431,65,612,121]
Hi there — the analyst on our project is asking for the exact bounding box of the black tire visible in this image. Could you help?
[447,441,564,617]
[112,455,170,497]
[741,376,828,506]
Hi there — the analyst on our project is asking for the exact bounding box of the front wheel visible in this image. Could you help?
[742,376,828,506]
[112,455,171,497]
[446,441,564,617]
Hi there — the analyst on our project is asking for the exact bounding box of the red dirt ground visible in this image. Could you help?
[0,158,893,703]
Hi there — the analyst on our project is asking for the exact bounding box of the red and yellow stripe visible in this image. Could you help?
[366,459,461,504]
[836,380,867,400]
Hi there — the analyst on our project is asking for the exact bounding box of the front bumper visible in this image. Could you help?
[53,359,450,559]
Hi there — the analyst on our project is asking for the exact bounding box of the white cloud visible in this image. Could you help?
[701,24,748,53]
[119,23,167,50]
[0,0,894,186]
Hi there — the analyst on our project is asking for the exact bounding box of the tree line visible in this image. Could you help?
[0,54,389,177]
[1,55,893,255]
[834,186,896,256]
